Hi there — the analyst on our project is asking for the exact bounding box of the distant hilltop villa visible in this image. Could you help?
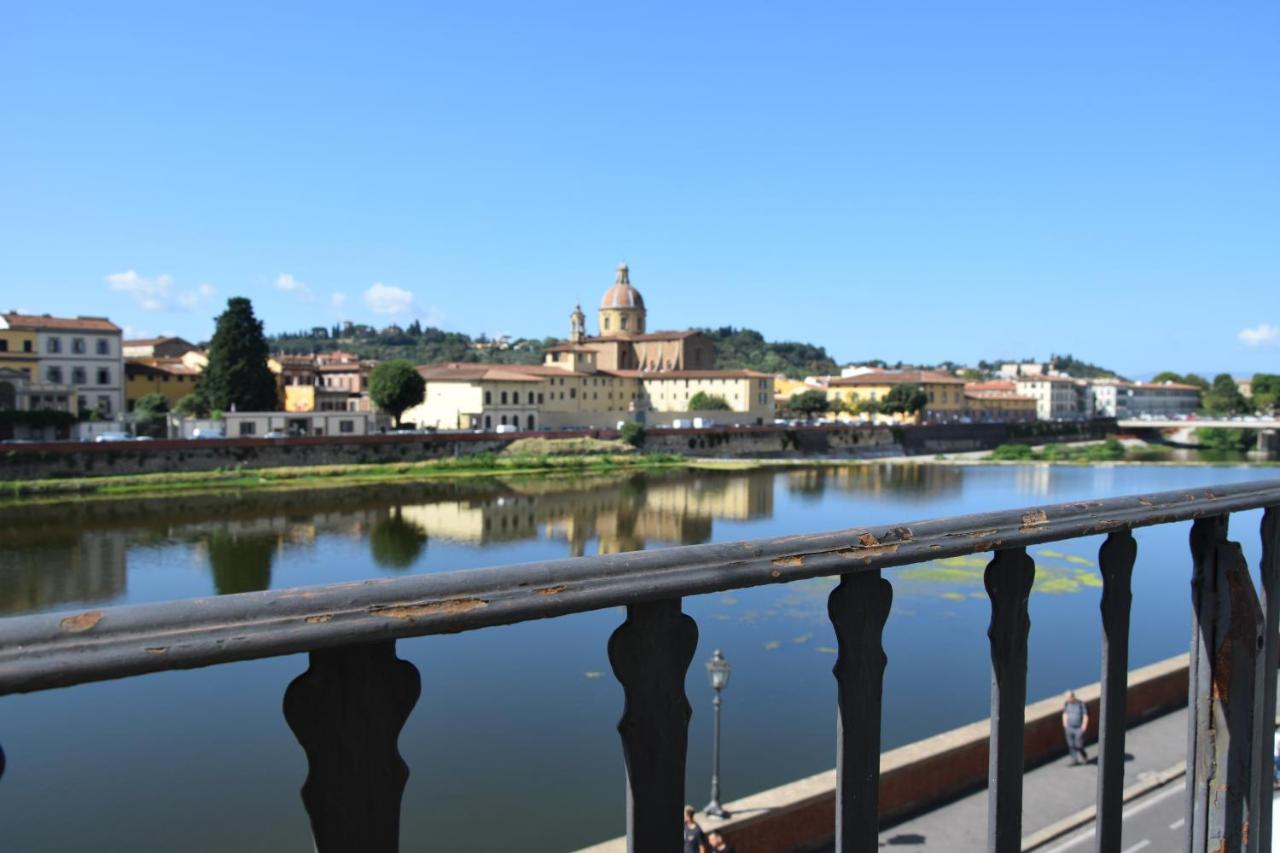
[403,263,775,431]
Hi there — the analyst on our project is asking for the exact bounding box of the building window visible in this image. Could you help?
[570,388,576,399]
[500,415,508,425]
[72,367,86,384]
[47,366,62,383]
[98,368,110,385]
[72,338,86,354]
[485,391,492,404]
[77,395,87,412]
[538,393,544,404]
[239,422,257,436]
[621,315,629,330]
[604,317,610,330]
[23,340,31,352]
[47,338,61,353]
[0,339,6,352]
[96,338,109,355]
[484,415,492,429]
[340,420,354,434]
[97,396,112,414]
[527,414,535,430]
[500,391,508,405]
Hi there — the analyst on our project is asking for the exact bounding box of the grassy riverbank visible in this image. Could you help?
[0,450,692,504]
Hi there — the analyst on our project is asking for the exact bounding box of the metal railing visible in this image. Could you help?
[2,479,1279,852]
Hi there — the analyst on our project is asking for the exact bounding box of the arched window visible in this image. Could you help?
[527,414,535,430]
[501,391,508,405]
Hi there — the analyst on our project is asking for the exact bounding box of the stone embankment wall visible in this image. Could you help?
[0,420,1117,481]
[578,654,1188,853]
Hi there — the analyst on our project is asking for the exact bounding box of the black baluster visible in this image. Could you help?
[1096,530,1136,853]
[829,570,893,851]
[1188,517,1263,853]
[985,547,1035,853]
[608,598,698,853]
[283,640,421,853]
[1187,515,1227,853]
[1251,507,1280,853]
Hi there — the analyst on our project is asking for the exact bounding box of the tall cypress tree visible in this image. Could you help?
[197,297,280,412]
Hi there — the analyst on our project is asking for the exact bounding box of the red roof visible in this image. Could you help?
[829,370,963,387]
[4,312,120,332]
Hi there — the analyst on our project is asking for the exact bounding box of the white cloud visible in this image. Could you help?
[1239,323,1280,347]
[363,282,416,317]
[275,273,311,300]
[107,270,174,311]
[106,270,215,312]
[330,292,347,309]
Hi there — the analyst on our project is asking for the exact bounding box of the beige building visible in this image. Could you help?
[963,381,1038,422]
[402,265,775,431]
[1014,375,1083,420]
[1,312,124,416]
[825,370,966,423]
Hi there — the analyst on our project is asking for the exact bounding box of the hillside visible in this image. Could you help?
[265,323,838,377]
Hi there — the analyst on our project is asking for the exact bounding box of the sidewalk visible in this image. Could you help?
[874,705,1190,851]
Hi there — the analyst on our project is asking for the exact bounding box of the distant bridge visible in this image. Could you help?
[1117,418,1278,430]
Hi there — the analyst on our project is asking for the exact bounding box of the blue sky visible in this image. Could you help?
[2,2,1277,377]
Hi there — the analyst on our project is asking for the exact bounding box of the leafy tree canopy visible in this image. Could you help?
[133,393,170,438]
[881,383,928,415]
[1202,373,1249,415]
[786,389,830,417]
[369,359,426,426]
[697,327,838,379]
[1152,371,1210,391]
[1250,373,1280,413]
[688,391,731,411]
[198,298,279,413]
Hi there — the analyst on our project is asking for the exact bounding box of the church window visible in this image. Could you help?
[604,317,610,330]
[621,315,629,330]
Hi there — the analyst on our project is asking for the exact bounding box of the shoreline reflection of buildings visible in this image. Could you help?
[398,472,775,556]
[0,529,128,615]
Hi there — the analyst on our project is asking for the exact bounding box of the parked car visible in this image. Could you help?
[264,430,288,439]
[192,427,225,439]
[94,432,132,443]
[494,424,518,434]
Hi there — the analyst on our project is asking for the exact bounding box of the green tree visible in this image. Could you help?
[197,297,279,413]
[787,389,830,418]
[619,421,647,448]
[1251,373,1280,413]
[1202,373,1248,415]
[1196,427,1250,454]
[369,359,426,427]
[881,383,928,416]
[206,529,275,594]
[688,391,731,411]
[133,393,170,438]
[172,393,209,418]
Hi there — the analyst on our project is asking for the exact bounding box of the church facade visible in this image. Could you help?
[402,264,775,431]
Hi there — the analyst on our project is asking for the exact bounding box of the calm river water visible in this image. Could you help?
[0,463,1275,851]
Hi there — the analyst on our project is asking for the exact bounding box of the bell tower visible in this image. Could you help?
[569,304,586,344]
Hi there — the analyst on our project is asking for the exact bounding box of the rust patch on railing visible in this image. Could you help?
[60,611,103,632]
[858,532,880,547]
[772,555,804,568]
[836,543,899,559]
[1138,497,1154,507]
[370,598,489,620]
[1021,510,1048,530]
[535,584,567,596]
[946,528,1000,538]
[305,614,333,624]
[144,647,167,655]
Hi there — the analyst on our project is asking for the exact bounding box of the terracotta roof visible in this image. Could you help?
[606,369,772,380]
[828,370,964,387]
[1014,374,1077,383]
[416,363,568,383]
[544,344,599,353]
[125,360,201,377]
[3,312,120,332]
[600,263,645,310]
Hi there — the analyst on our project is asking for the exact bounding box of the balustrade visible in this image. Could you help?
[2,481,1280,852]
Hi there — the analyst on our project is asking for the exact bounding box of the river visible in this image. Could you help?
[0,463,1274,851]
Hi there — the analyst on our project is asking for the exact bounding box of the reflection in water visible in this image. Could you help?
[0,530,126,614]
[206,529,278,594]
[369,508,428,570]
[786,464,963,499]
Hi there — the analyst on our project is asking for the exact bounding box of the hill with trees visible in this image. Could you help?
[261,322,840,377]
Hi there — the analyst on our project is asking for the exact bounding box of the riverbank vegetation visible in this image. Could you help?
[0,449,688,503]
[987,439,1173,463]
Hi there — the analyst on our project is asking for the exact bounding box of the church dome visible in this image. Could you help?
[600,263,644,309]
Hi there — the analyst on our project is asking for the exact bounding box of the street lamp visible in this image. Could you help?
[704,649,732,818]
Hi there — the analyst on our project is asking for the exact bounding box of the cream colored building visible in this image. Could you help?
[402,265,775,431]
[1,312,124,416]
[1014,375,1083,420]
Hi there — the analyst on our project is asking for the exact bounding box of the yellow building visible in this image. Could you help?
[0,325,38,379]
[825,370,966,423]
[125,359,202,410]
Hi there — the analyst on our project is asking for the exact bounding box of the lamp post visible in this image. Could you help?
[704,649,732,818]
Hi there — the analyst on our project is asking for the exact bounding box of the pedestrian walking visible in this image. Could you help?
[1062,690,1090,765]
[683,805,707,853]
